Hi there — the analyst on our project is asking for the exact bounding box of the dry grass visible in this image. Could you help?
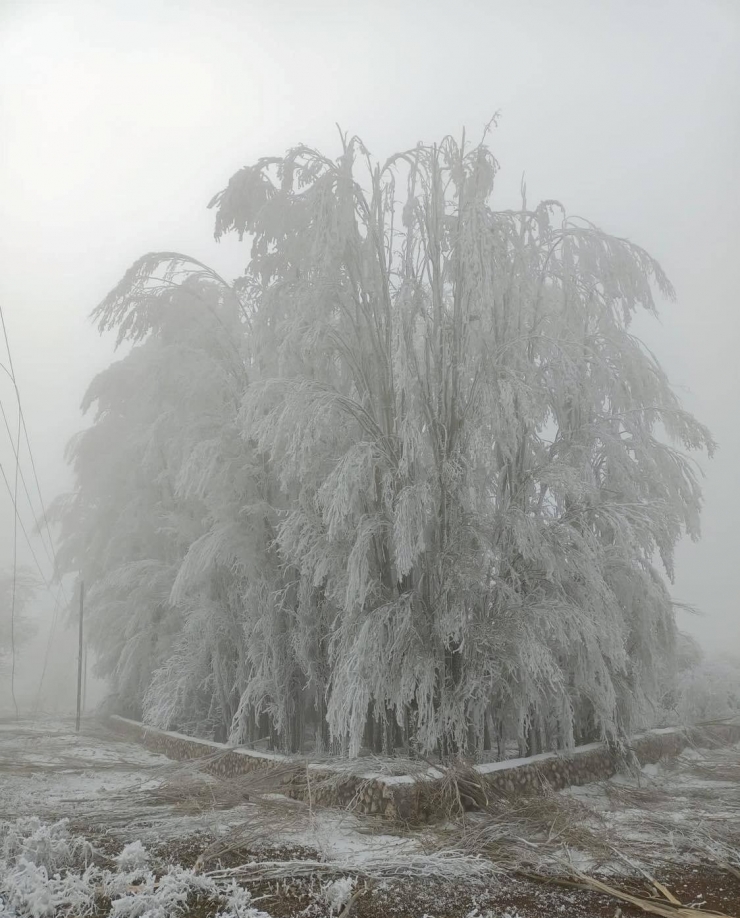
[411,760,492,817]
[409,738,740,893]
[428,779,614,872]
[205,850,502,884]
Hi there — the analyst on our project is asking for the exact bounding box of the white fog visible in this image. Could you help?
[0,2,738,916]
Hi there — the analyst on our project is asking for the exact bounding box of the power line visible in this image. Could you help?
[0,460,56,591]
[0,398,56,570]
[0,304,22,718]
[18,401,64,580]
[0,363,67,599]
[0,302,73,718]
[9,403,20,718]
[0,306,69,601]
[0,412,68,710]
[0,446,70,711]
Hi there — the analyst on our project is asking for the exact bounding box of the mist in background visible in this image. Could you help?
[1,0,738,711]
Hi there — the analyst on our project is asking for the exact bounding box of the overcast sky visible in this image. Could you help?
[1,0,738,655]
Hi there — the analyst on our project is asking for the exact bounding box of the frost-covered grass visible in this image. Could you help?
[1,719,738,916]
[0,719,497,916]
[422,739,740,885]
[552,741,740,872]
[0,818,270,917]
[0,717,181,830]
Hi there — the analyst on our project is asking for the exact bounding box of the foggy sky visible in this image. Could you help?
[1,0,738,655]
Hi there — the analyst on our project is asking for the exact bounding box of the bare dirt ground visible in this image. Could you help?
[0,716,738,917]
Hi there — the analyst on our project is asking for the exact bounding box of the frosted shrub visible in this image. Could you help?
[0,857,99,918]
[105,868,270,918]
[107,866,214,918]
[320,876,356,914]
[0,819,269,918]
[114,840,149,872]
[0,818,93,871]
[216,879,265,918]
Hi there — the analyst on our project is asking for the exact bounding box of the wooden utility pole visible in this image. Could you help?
[75,580,84,732]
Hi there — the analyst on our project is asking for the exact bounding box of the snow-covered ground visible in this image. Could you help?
[1,717,738,917]
[0,717,426,865]
[0,717,464,917]
[561,740,740,872]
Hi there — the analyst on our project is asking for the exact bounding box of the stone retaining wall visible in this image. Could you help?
[109,715,291,777]
[108,715,740,823]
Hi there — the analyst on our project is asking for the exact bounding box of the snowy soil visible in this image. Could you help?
[558,741,740,871]
[0,717,738,917]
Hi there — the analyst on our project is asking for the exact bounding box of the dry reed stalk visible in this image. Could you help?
[202,848,501,884]
[563,870,735,918]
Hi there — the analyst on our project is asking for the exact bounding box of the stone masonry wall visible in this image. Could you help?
[108,715,740,823]
[109,715,292,778]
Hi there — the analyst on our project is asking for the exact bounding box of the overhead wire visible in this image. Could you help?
[9,400,21,718]
[0,306,70,599]
[0,303,71,716]
[16,393,66,580]
[0,459,51,587]
[0,399,56,570]
[0,305,22,718]
[0,454,68,712]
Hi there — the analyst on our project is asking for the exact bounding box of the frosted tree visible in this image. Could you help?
[53,253,312,749]
[56,126,713,759]
[51,258,251,725]
[211,129,713,756]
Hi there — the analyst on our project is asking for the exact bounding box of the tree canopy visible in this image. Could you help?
[52,130,714,758]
